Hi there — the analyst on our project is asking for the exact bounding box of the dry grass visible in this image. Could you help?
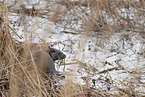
[0,0,145,97]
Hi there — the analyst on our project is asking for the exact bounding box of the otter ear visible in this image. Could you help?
[45,46,51,54]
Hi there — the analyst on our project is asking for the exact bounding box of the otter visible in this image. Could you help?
[27,47,66,75]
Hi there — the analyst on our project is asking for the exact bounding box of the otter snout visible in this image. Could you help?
[46,48,66,61]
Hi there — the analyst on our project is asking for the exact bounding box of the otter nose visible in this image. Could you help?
[63,54,66,59]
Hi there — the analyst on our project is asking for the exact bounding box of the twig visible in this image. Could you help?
[98,67,120,74]
[57,62,78,66]
[6,24,23,39]
[61,31,81,35]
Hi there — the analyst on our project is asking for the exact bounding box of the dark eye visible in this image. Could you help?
[52,50,56,52]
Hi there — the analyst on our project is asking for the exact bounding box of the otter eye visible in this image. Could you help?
[52,50,56,52]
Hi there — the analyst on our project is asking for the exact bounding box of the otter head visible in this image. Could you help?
[45,47,66,61]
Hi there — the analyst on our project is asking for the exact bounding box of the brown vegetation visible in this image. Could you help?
[0,0,145,96]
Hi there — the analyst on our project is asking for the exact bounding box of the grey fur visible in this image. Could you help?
[30,50,58,73]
